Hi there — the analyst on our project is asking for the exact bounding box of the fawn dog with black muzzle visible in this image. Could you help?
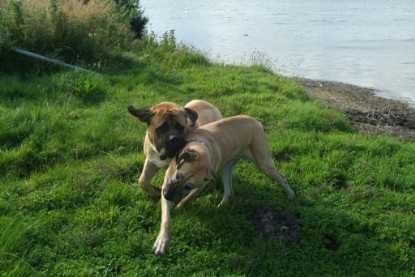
[153,115,296,255]
[128,100,222,196]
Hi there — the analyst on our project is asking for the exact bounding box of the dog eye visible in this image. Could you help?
[184,184,193,190]
[175,122,184,132]
[157,122,169,133]
[175,173,185,182]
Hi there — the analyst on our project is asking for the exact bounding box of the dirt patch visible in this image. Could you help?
[293,78,415,141]
[252,207,301,244]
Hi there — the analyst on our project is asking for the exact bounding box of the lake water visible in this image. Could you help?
[140,0,415,103]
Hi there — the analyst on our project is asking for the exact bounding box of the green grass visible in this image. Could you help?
[1,39,415,276]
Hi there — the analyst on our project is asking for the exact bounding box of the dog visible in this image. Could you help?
[152,115,296,255]
[128,100,222,196]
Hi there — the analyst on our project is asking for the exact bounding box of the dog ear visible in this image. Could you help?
[184,108,198,127]
[127,105,153,125]
[176,148,199,168]
[205,168,217,189]
[180,148,199,162]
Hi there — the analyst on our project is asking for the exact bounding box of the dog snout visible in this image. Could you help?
[168,134,180,144]
[163,189,174,201]
[161,134,186,159]
[173,172,185,182]
[163,172,185,201]
[159,149,168,160]
[162,184,180,202]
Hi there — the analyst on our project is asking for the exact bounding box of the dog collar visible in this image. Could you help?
[186,138,207,146]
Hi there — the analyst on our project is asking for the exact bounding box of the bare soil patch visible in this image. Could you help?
[252,207,301,244]
[293,78,415,141]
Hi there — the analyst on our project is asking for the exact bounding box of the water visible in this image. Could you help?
[140,0,415,103]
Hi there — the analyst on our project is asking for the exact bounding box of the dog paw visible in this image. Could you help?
[149,187,162,197]
[218,192,234,207]
[153,232,170,255]
[140,185,161,197]
[218,198,229,207]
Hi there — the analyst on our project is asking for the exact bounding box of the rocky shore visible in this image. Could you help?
[293,78,415,141]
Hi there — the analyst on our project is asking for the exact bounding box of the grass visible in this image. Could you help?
[1,36,415,276]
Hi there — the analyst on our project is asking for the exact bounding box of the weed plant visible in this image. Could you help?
[0,32,414,275]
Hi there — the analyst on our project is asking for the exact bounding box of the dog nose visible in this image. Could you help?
[163,189,174,201]
[168,135,180,143]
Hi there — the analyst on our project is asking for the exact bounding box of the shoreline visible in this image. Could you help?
[292,77,415,141]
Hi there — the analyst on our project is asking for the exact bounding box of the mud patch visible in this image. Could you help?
[252,207,301,244]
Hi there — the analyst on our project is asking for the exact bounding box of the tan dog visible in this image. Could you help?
[128,100,222,196]
[153,115,296,255]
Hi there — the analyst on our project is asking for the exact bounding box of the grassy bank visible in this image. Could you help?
[1,33,415,275]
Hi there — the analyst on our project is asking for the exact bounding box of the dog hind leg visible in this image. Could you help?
[262,163,296,199]
[250,137,296,199]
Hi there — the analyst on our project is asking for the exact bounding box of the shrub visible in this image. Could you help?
[0,0,145,64]
[113,0,148,38]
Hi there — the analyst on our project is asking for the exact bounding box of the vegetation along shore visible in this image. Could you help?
[1,0,414,275]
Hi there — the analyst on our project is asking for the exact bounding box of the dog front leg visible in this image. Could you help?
[139,158,161,197]
[153,195,171,255]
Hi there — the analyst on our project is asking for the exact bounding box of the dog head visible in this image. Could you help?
[128,102,198,160]
[163,147,216,203]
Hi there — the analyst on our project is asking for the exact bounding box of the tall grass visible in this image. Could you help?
[0,0,142,65]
